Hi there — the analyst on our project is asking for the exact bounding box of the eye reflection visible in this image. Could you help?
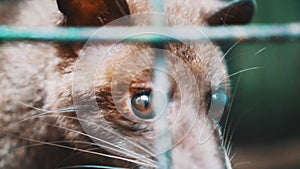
[131,90,155,120]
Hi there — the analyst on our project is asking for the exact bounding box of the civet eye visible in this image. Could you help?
[212,89,228,107]
[131,90,155,120]
[209,88,228,123]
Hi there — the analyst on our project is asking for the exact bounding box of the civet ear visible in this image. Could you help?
[57,0,130,26]
[207,0,256,26]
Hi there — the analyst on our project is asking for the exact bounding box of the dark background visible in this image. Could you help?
[224,0,300,168]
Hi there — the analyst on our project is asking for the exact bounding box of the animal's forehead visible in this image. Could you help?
[81,41,226,93]
[73,0,229,90]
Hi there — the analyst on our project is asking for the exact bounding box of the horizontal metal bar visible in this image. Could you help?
[0,22,300,42]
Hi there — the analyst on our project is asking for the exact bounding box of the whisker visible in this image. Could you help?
[222,41,240,61]
[0,102,79,135]
[217,83,233,88]
[226,110,255,156]
[57,114,155,157]
[254,47,267,56]
[230,151,239,162]
[226,128,236,156]
[11,140,103,152]
[64,116,155,158]
[3,103,155,158]
[17,100,80,113]
[9,135,157,168]
[4,113,156,159]
[45,122,156,165]
[224,121,233,153]
[114,0,128,17]
[58,165,128,169]
[56,147,100,168]
[226,67,264,79]
[222,76,240,148]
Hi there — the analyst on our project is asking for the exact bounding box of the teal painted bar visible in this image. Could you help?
[0,23,300,42]
[149,1,172,169]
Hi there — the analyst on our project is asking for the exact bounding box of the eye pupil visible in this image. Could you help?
[134,94,151,111]
[131,90,154,120]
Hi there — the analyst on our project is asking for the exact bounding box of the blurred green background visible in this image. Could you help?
[227,0,300,144]
[224,0,300,168]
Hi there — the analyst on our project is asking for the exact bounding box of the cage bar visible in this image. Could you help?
[150,1,172,169]
[1,23,300,42]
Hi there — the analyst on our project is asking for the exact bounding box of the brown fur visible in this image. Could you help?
[0,0,255,168]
